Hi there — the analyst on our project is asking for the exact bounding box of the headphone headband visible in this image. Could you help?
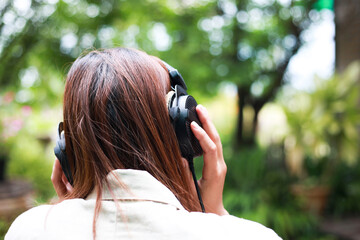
[162,61,187,90]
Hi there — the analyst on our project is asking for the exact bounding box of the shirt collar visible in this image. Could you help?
[86,169,185,210]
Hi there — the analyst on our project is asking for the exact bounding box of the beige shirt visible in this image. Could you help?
[6,169,281,240]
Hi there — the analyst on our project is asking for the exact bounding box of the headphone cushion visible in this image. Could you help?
[184,96,203,157]
[166,91,176,110]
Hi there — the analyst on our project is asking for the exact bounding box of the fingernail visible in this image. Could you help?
[191,121,199,129]
[66,182,73,193]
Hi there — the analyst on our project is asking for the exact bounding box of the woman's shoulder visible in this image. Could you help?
[181,211,282,240]
[5,204,52,240]
[5,199,94,240]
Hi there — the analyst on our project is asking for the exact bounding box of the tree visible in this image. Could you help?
[335,0,360,72]
[0,0,124,104]
[161,0,318,147]
[0,0,320,149]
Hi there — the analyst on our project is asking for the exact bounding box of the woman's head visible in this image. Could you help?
[63,47,199,211]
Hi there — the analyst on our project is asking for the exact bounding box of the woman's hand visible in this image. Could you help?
[51,158,73,201]
[190,104,228,215]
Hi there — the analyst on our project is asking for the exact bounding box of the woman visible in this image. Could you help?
[6,48,281,239]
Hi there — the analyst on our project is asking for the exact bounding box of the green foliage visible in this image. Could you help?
[0,219,11,240]
[328,162,360,216]
[0,0,320,100]
[0,102,58,203]
[0,1,357,240]
[281,62,360,183]
[7,131,55,203]
[0,90,57,203]
[222,145,333,239]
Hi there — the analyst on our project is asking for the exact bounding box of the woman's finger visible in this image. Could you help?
[51,159,73,200]
[191,121,221,180]
[51,159,66,198]
[51,159,63,188]
[61,172,74,194]
[191,121,217,156]
[189,108,228,215]
[196,105,222,148]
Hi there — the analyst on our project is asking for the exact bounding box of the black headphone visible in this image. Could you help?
[163,61,203,160]
[54,61,205,211]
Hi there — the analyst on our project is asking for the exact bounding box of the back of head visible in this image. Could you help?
[62,47,199,211]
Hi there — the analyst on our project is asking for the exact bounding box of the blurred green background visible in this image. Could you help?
[0,0,359,239]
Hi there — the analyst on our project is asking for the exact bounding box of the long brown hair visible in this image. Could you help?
[62,47,200,236]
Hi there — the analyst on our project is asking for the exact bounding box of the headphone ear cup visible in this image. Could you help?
[173,94,203,158]
[183,96,203,157]
[54,122,74,185]
[167,86,203,158]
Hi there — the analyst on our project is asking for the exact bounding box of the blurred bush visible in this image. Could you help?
[0,220,11,240]
[7,130,55,203]
[0,93,58,203]
[281,62,360,184]
[222,145,335,240]
[327,161,360,217]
